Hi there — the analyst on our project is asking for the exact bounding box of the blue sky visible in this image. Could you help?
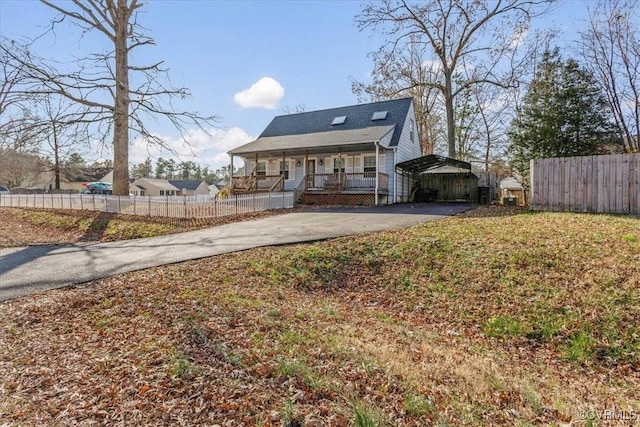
[0,0,590,170]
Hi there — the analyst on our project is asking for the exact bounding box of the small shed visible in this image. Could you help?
[500,177,525,206]
[396,155,478,203]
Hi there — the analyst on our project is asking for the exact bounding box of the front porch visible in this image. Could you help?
[231,171,389,205]
[228,144,393,205]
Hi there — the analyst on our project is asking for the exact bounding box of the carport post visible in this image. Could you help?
[393,147,398,204]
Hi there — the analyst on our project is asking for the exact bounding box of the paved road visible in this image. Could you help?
[0,203,472,301]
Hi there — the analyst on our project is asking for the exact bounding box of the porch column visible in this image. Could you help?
[282,151,286,192]
[254,153,258,175]
[338,149,342,184]
[304,150,309,189]
[374,142,379,205]
[229,155,234,188]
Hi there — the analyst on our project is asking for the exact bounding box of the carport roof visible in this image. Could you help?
[396,154,472,174]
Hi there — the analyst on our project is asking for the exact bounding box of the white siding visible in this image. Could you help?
[395,100,422,163]
[392,100,422,202]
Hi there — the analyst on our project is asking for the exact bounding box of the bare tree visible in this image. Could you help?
[35,96,92,190]
[352,36,444,154]
[581,0,639,152]
[2,1,218,195]
[0,39,38,151]
[0,148,49,188]
[281,104,308,115]
[357,0,552,159]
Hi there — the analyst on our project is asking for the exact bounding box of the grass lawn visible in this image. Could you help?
[1,206,639,426]
[0,207,291,247]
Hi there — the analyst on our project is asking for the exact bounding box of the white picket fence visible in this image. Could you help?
[0,192,295,219]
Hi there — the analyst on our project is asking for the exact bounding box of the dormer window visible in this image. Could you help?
[331,116,347,125]
[371,111,388,121]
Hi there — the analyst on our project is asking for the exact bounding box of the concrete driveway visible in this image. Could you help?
[0,203,472,301]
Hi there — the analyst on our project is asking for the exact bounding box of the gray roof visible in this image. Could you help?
[229,125,395,155]
[229,97,413,155]
[396,155,472,174]
[169,180,206,191]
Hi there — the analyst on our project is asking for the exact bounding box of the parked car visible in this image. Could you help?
[81,182,112,195]
[0,185,10,195]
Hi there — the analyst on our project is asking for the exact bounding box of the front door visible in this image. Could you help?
[307,159,316,188]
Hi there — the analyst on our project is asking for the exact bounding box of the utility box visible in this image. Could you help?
[503,197,518,206]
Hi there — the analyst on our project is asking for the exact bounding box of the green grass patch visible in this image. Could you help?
[564,330,595,362]
[404,393,435,417]
[483,316,523,338]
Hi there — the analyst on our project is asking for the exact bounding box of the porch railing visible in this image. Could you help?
[231,174,284,192]
[305,172,388,191]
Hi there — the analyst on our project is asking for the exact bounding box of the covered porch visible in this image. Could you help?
[228,129,395,205]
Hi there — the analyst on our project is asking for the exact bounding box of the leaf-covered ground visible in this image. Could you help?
[0,207,294,248]
[1,206,639,426]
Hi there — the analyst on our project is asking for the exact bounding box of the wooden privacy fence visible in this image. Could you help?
[0,192,294,219]
[530,154,640,214]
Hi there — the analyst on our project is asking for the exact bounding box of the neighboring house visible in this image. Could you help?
[228,97,422,205]
[169,180,210,197]
[131,178,181,197]
[99,170,113,183]
[58,167,113,193]
[11,167,113,193]
[208,183,223,198]
[130,177,209,197]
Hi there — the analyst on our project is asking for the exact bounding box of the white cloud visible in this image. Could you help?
[128,126,253,171]
[510,27,528,49]
[234,77,284,109]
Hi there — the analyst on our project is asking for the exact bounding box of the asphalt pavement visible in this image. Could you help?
[0,203,472,301]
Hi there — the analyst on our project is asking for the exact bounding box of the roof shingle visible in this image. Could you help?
[229,98,413,155]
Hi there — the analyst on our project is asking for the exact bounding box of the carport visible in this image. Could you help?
[396,154,478,203]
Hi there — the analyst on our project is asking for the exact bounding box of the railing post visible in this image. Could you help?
[235,194,238,214]
[183,193,187,219]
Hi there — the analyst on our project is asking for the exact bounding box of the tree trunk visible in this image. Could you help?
[53,124,60,190]
[444,72,456,159]
[112,0,130,196]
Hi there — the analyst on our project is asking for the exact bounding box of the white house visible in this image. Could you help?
[227,97,423,205]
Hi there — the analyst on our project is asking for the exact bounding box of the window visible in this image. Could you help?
[363,156,376,173]
[410,119,415,143]
[333,157,345,173]
[331,116,347,125]
[279,160,289,180]
[371,111,388,121]
[256,162,266,176]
